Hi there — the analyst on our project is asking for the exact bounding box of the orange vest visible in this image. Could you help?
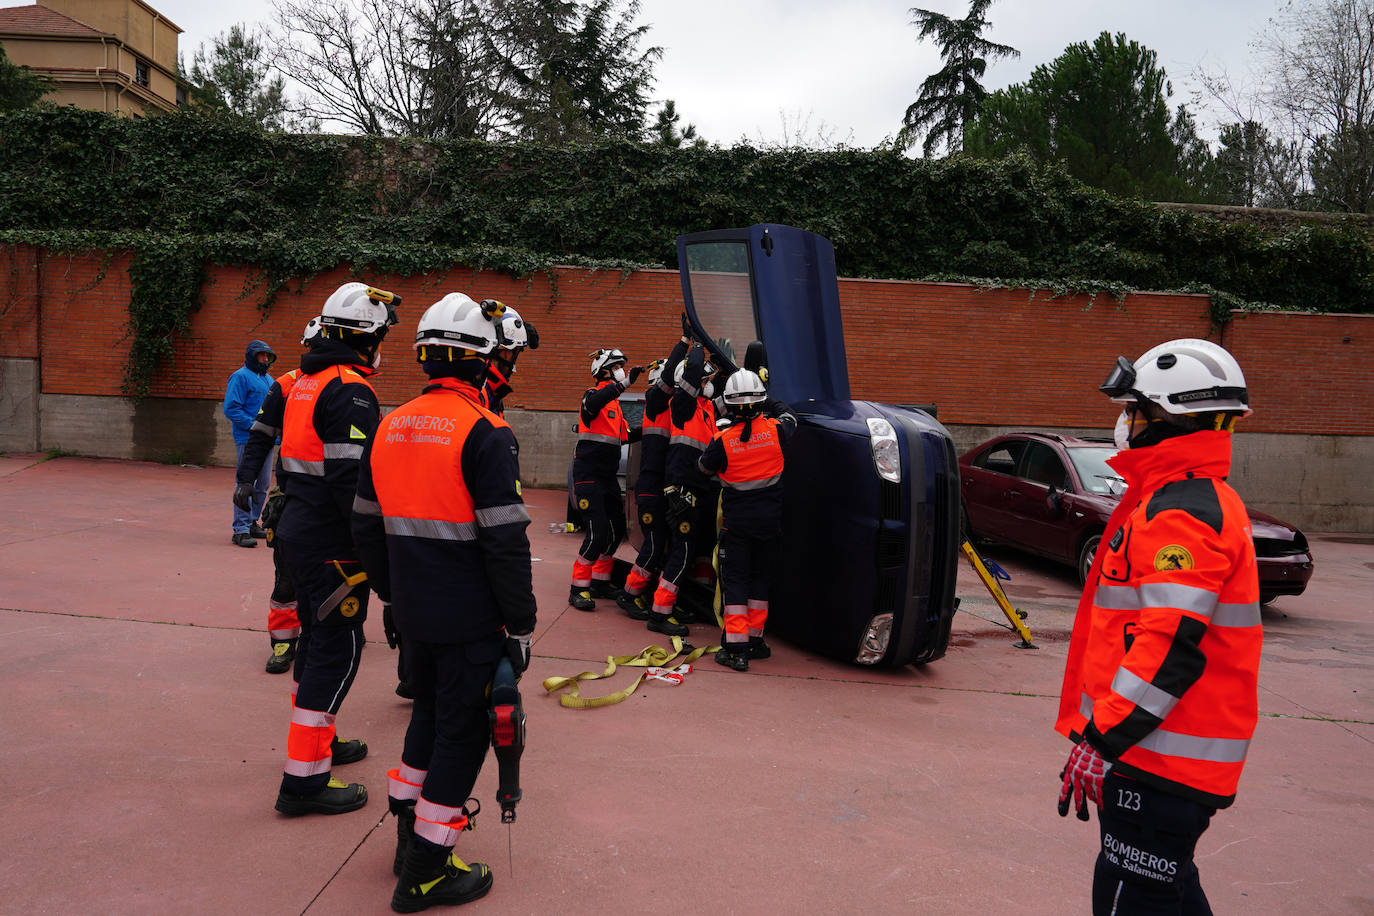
[1056,432,1261,808]
[717,418,784,490]
[577,380,628,445]
[280,364,377,476]
[277,367,303,399]
[669,396,715,451]
[369,378,500,538]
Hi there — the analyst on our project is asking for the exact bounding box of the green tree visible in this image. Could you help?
[1213,120,1303,208]
[0,44,48,112]
[966,32,1205,200]
[650,99,702,148]
[900,0,1019,156]
[188,24,295,129]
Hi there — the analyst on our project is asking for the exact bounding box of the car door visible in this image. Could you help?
[1004,440,1075,560]
[962,439,1027,542]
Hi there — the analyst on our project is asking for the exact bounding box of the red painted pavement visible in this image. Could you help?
[0,455,1370,914]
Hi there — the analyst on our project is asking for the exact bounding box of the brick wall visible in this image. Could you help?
[2,246,1371,437]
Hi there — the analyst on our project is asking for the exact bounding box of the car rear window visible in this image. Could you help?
[973,441,1024,476]
[1068,447,1125,495]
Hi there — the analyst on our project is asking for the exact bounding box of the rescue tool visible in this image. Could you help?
[960,539,1036,648]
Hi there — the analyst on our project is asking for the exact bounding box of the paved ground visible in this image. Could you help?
[1,454,1371,915]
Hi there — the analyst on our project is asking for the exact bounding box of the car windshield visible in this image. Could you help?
[683,240,756,369]
[1068,446,1125,496]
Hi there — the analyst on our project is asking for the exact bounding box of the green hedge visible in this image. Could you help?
[2,107,1371,393]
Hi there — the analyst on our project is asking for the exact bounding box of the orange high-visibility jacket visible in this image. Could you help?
[1056,430,1261,808]
[352,376,535,642]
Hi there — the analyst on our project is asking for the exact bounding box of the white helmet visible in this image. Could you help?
[319,282,399,338]
[414,293,499,355]
[645,358,666,387]
[300,316,322,345]
[590,348,626,376]
[1101,338,1252,417]
[723,369,767,406]
[495,304,532,350]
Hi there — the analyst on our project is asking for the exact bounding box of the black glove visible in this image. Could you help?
[232,481,254,512]
[628,365,645,385]
[681,312,694,340]
[261,492,286,532]
[506,631,532,674]
[382,603,398,650]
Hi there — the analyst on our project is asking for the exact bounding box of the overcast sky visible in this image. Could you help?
[152,0,1282,147]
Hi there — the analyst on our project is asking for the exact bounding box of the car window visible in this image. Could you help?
[1068,446,1125,496]
[621,395,646,429]
[1019,441,1070,489]
[972,441,1025,476]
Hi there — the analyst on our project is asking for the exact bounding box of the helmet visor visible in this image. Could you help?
[1099,356,1136,398]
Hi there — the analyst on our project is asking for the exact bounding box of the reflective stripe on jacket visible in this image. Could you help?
[1055,430,1261,808]
[573,379,627,480]
[665,394,715,489]
[281,364,377,476]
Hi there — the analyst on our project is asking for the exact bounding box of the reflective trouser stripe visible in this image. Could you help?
[414,797,470,847]
[625,566,653,595]
[1080,694,1250,763]
[1111,667,1179,720]
[269,599,299,640]
[747,599,769,638]
[571,558,592,588]
[723,604,749,642]
[388,766,425,804]
[592,555,615,581]
[284,705,335,777]
[652,578,678,615]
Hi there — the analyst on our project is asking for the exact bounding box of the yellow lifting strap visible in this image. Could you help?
[960,539,1035,648]
[541,636,718,709]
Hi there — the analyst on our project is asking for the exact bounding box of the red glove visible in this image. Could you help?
[1058,739,1112,821]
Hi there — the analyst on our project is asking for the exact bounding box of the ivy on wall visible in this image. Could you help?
[2,107,1371,394]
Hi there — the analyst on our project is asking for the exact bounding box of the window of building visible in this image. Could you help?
[176,84,187,106]
[135,60,149,87]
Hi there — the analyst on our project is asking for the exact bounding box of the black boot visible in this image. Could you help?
[391,837,492,913]
[714,644,750,672]
[568,586,595,611]
[647,612,689,637]
[331,736,368,766]
[617,591,652,621]
[265,638,296,674]
[391,801,416,877]
[589,579,622,600]
[275,777,367,816]
[748,636,772,659]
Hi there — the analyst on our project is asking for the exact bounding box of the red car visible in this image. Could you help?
[959,432,1314,603]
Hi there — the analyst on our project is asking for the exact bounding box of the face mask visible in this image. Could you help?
[1113,410,1132,450]
[371,351,382,370]
[701,380,715,400]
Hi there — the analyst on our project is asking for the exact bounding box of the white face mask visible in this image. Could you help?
[371,351,382,370]
[701,380,715,400]
[1113,409,1133,450]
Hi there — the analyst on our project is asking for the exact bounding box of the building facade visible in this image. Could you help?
[0,0,182,116]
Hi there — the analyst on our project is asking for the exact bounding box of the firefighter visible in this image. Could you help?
[238,281,397,817]
[618,320,694,619]
[568,347,643,611]
[253,316,323,674]
[1055,338,1262,914]
[697,369,796,670]
[481,302,539,417]
[352,292,536,912]
[645,344,718,637]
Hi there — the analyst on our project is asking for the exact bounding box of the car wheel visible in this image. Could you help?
[1077,533,1102,586]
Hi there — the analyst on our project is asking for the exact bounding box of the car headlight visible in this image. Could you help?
[855,612,893,665]
[866,417,901,483]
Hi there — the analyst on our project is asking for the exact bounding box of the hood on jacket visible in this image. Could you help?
[299,336,374,376]
[245,340,277,374]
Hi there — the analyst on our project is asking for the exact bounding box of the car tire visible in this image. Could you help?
[1077,533,1102,586]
